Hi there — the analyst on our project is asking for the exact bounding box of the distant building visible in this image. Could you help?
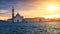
[24,17,41,22]
[14,13,23,22]
[12,7,14,22]
[24,18,34,22]
[7,7,23,22]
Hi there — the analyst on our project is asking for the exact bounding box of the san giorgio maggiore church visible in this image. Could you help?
[8,7,24,22]
[8,7,41,23]
[14,13,23,22]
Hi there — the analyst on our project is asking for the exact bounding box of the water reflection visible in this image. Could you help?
[46,22,60,34]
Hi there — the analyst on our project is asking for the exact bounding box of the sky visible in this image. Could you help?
[0,0,60,20]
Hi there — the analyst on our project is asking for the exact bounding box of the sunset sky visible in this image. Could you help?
[0,0,60,20]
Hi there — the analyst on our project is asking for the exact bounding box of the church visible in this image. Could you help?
[8,7,23,22]
[14,13,23,22]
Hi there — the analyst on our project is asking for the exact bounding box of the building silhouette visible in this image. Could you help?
[8,7,23,22]
[14,13,23,22]
[12,7,14,22]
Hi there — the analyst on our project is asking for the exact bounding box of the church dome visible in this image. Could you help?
[16,13,20,16]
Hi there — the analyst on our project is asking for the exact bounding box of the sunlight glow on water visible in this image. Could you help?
[46,22,60,34]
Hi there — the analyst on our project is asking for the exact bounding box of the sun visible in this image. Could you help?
[47,5,58,12]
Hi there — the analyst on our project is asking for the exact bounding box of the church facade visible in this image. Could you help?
[14,13,23,22]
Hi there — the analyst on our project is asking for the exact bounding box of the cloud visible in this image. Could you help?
[14,0,41,11]
[0,0,41,10]
[0,10,11,17]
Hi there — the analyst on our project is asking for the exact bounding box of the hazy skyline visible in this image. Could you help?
[0,0,60,20]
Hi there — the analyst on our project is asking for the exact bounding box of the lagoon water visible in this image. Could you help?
[0,22,60,34]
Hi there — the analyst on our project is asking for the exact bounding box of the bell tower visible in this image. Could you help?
[12,7,14,23]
